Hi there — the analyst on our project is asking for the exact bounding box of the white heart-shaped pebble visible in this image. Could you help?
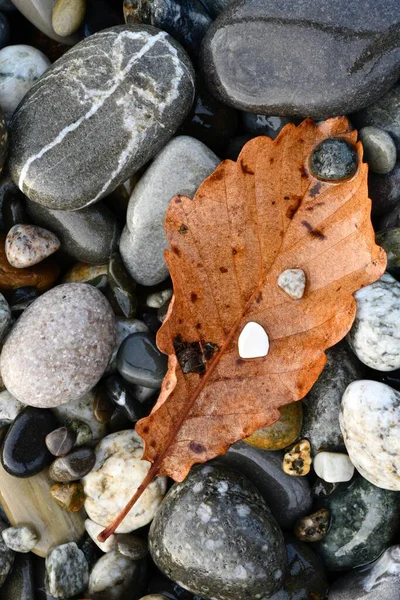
[238,322,269,359]
[277,268,306,299]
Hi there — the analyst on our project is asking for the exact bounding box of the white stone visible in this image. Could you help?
[82,430,167,533]
[0,45,50,119]
[0,390,24,423]
[277,268,306,299]
[347,273,400,371]
[340,380,400,491]
[88,550,137,600]
[120,136,219,286]
[313,452,354,483]
[84,518,116,553]
[2,525,38,552]
[146,288,173,309]
[238,322,269,359]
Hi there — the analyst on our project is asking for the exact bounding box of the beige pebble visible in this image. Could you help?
[52,0,86,37]
[5,224,60,268]
[282,439,312,476]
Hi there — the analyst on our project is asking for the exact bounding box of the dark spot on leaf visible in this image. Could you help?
[174,335,206,375]
[309,181,322,198]
[197,263,202,268]
[174,196,182,203]
[190,292,198,303]
[172,245,181,256]
[212,170,224,182]
[272,201,276,205]
[148,440,156,448]
[142,426,149,434]
[178,319,183,324]
[286,196,302,220]
[299,139,304,143]
[195,322,202,329]
[240,159,254,175]
[165,381,171,390]
[310,228,327,240]
[220,266,228,273]
[178,224,189,234]
[232,248,238,255]
[270,158,274,164]
[284,195,290,200]
[202,341,219,361]
[299,165,308,178]
[301,220,313,232]
[256,292,262,304]
[236,358,245,366]
[190,441,206,454]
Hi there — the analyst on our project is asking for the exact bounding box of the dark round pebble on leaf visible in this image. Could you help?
[310,138,358,181]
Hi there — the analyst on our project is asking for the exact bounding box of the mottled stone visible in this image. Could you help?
[88,550,147,600]
[329,545,400,600]
[83,430,167,533]
[45,542,89,599]
[368,159,400,217]
[52,0,86,37]
[45,427,76,457]
[10,26,195,210]
[201,0,400,118]
[244,402,302,451]
[347,274,400,371]
[294,509,330,543]
[116,534,148,560]
[69,419,93,447]
[0,233,60,291]
[1,284,115,407]
[108,252,137,318]
[277,268,306,299]
[2,526,38,553]
[124,0,212,56]
[0,389,23,424]
[316,476,400,571]
[301,342,365,454]
[52,388,107,443]
[149,464,286,600]
[219,441,313,530]
[0,519,14,586]
[376,228,400,277]
[10,0,79,44]
[313,452,354,483]
[26,199,119,265]
[0,294,10,342]
[5,224,60,268]
[358,126,397,174]
[62,262,108,287]
[352,82,400,151]
[49,447,96,482]
[340,380,400,490]
[0,553,35,600]
[2,407,59,477]
[241,114,292,138]
[0,462,85,557]
[117,332,168,388]
[270,534,328,600]
[283,440,312,476]
[105,376,144,424]
[50,482,85,512]
[120,136,218,286]
[0,45,51,120]
[310,138,358,181]
[84,518,116,553]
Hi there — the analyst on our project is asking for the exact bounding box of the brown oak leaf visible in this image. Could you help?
[100,117,386,540]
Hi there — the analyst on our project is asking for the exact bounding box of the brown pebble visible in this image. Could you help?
[50,482,85,512]
[282,439,312,476]
[294,508,330,542]
[93,386,114,424]
[244,401,302,450]
[45,426,76,457]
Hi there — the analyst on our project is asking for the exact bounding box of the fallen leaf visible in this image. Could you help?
[99,117,386,540]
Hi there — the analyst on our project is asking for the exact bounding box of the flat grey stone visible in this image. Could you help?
[352,82,400,151]
[149,463,287,600]
[201,0,400,118]
[301,341,365,454]
[26,199,119,265]
[347,273,400,371]
[45,542,89,599]
[358,126,397,174]
[0,283,115,408]
[120,135,219,286]
[9,25,195,210]
[328,545,400,600]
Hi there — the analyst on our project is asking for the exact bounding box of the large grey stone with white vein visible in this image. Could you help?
[9,25,195,211]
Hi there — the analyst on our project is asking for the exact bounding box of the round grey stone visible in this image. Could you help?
[26,199,120,265]
[45,426,76,457]
[120,135,219,286]
[358,126,397,174]
[9,25,195,210]
[49,447,96,482]
[310,138,358,181]
[352,82,400,151]
[149,463,287,600]
[0,283,115,408]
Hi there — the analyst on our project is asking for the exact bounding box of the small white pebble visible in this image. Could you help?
[2,525,38,553]
[85,519,116,553]
[277,268,306,299]
[238,322,269,359]
[313,451,355,483]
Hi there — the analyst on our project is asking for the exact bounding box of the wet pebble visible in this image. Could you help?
[294,509,330,543]
[116,534,148,560]
[5,224,60,268]
[310,138,358,181]
[1,526,38,553]
[105,375,144,424]
[244,402,302,451]
[45,427,77,457]
[49,447,96,482]
[358,126,397,174]
[107,316,149,374]
[88,550,147,600]
[50,482,85,512]
[117,332,168,389]
[1,407,58,477]
[108,252,137,318]
[52,0,86,37]
[45,542,89,599]
[376,227,400,277]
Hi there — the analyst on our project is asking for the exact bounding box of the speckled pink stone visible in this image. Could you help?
[0,284,115,408]
[5,224,60,268]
